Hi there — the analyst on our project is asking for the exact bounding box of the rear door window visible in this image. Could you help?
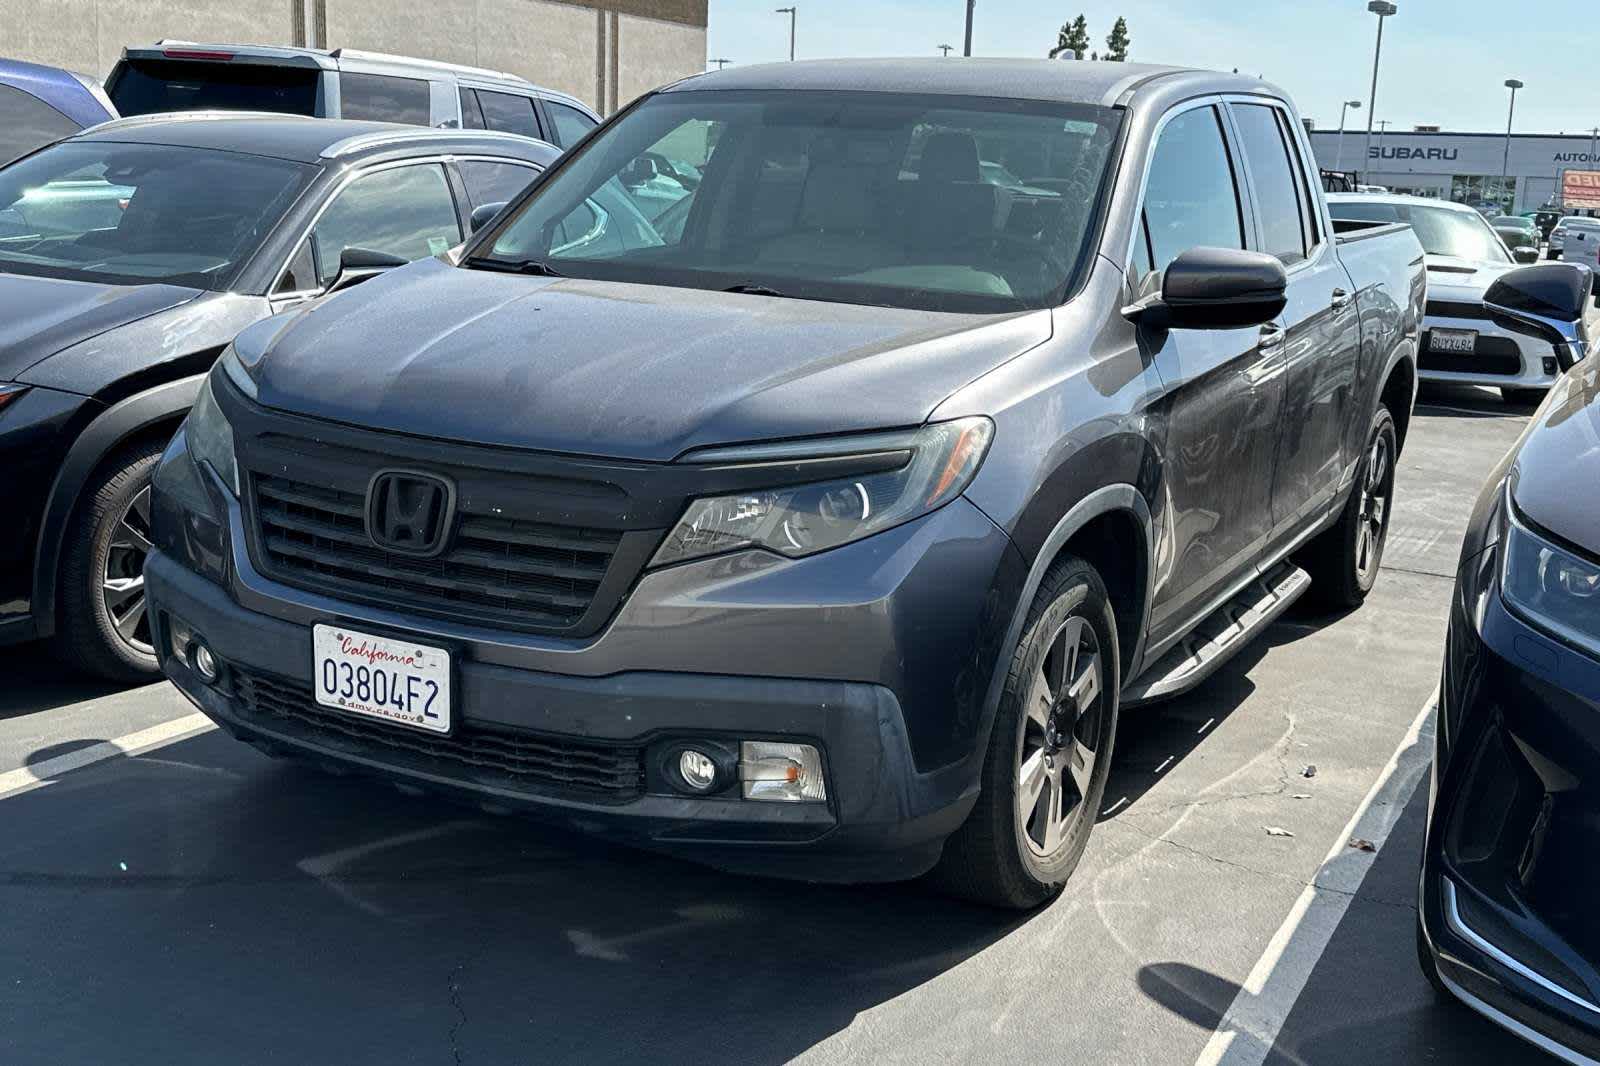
[1230,102,1309,263]
[0,85,79,167]
[310,164,462,284]
[477,91,542,139]
[546,101,598,147]
[459,88,485,129]
[339,73,431,125]
[458,160,540,207]
[1137,105,1245,287]
[109,58,320,117]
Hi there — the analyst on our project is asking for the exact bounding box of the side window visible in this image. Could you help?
[546,101,598,147]
[339,73,431,125]
[0,85,79,167]
[458,160,540,208]
[1138,106,1244,288]
[459,88,485,130]
[1231,103,1309,263]
[275,237,318,294]
[310,164,461,285]
[477,91,541,139]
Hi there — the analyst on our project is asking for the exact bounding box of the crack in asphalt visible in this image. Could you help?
[448,959,468,1066]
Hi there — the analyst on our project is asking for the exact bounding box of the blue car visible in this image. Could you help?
[1421,262,1600,1064]
[0,57,116,166]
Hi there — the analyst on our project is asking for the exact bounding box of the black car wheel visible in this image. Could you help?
[934,555,1119,909]
[1304,404,1398,609]
[55,439,166,682]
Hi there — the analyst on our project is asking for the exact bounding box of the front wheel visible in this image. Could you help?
[933,555,1120,909]
[1501,387,1546,407]
[1302,405,1398,610]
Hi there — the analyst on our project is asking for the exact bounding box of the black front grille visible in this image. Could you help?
[1426,299,1491,321]
[234,667,645,802]
[253,475,622,631]
[1420,331,1523,376]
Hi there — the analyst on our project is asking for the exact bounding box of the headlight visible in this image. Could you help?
[651,417,993,568]
[1502,500,1600,656]
[186,370,239,496]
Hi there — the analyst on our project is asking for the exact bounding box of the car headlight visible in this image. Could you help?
[651,417,993,568]
[186,369,239,496]
[1502,499,1600,656]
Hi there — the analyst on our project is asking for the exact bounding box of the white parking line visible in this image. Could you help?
[0,712,216,802]
[1191,691,1437,1066]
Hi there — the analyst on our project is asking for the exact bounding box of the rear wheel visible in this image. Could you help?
[934,555,1119,909]
[1303,405,1397,610]
[54,440,166,683]
[1501,387,1546,407]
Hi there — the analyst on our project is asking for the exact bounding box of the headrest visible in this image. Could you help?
[919,132,980,183]
[798,164,876,231]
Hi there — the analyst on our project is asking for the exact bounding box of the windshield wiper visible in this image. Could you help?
[464,256,563,277]
[722,282,789,297]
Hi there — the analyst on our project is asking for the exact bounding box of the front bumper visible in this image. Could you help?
[145,428,1025,882]
[1421,547,1600,1062]
[1419,311,1564,391]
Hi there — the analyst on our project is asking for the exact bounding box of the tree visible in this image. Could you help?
[1105,16,1131,61]
[1049,15,1091,60]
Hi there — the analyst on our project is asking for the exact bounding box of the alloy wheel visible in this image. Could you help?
[1015,614,1104,858]
[103,484,154,655]
[1355,431,1391,584]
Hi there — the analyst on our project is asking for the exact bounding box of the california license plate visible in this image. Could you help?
[1429,328,1477,354]
[312,624,451,734]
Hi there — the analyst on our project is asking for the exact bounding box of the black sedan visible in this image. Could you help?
[1421,262,1600,1064]
[0,113,557,679]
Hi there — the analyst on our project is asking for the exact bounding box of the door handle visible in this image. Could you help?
[1331,287,1354,310]
[1258,322,1286,349]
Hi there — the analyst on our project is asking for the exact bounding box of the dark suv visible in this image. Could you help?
[0,113,557,679]
[146,60,1423,907]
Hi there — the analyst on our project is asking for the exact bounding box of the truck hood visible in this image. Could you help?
[1512,368,1600,557]
[0,271,201,383]
[1424,255,1513,300]
[244,257,1052,461]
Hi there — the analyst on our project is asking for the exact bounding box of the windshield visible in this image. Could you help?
[1329,201,1511,264]
[0,140,312,289]
[475,89,1123,313]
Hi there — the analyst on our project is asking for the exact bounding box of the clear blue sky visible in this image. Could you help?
[707,1,1600,136]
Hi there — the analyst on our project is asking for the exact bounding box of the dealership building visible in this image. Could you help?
[0,0,706,115]
[1309,127,1600,213]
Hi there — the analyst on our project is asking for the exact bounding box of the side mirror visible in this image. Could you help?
[1514,246,1541,264]
[1484,262,1590,368]
[1128,247,1288,330]
[469,201,509,234]
[621,156,658,187]
[329,246,408,294]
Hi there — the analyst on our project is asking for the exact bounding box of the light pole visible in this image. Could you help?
[1362,1,1397,181]
[1589,126,1599,168]
[964,0,975,57]
[1335,99,1362,171]
[709,58,731,70]
[938,44,953,57]
[775,7,796,61]
[1502,78,1524,211]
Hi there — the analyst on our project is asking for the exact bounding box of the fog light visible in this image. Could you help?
[740,741,826,802]
[192,642,219,683]
[677,749,719,792]
[1544,356,1560,376]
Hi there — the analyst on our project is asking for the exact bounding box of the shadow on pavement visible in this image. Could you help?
[0,642,137,722]
[1136,780,1548,1065]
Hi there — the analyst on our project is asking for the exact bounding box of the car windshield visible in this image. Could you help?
[1491,216,1529,227]
[475,89,1123,313]
[1330,201,1511,263]
[1558,218,1600,231]
[0,140,312,289]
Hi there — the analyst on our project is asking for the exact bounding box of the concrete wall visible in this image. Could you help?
[2,0,705,113]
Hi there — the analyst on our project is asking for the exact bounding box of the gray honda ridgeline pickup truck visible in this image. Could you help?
[147,60,1425,908]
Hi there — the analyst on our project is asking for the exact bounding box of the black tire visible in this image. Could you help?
[1501,387,1546,407]
[53,438,166,682]
[1302,404,1398,610]
[933,555,1120,909]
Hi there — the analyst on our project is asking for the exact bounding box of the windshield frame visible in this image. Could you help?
[0,138,317,291]
[463,87,1128,315]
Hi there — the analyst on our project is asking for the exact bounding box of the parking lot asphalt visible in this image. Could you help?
[0,385,1554,1066]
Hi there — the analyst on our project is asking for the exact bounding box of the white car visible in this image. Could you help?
[1329,193,1567,404]
[1547,215,1600,260]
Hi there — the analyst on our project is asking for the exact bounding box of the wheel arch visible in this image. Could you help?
[30,374,203,639]
[1379,352,1417,453]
